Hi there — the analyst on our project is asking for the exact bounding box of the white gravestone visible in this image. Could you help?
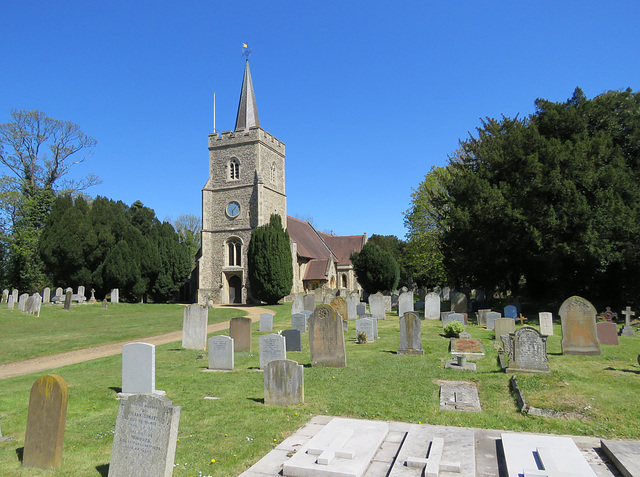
[208,335,234,370]
[7,294,14,310]
[424,292,440,320]
[42,287,50,303]
[259,334,286,370]
[398,290,414,318]
[111,288,119,303]
[621,306,636,337]
[260,313,274,332]
[264,359,304,406]
[485,311,500,330]
[368,293,386,320]
[182,304,208,350]
[443,313,465,328]
[346,292,359,320]
[18,293,28,312]
[539,312,554,336]
[355,317,376,342]
[121,342,165,395]
[291,294,304,315]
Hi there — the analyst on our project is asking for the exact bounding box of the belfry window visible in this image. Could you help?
[227,239,242,266]
[228,158,240,180]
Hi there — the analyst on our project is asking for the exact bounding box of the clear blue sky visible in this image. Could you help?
[2,1,639,239]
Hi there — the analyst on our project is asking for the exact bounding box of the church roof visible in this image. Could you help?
[287,216,335,261]
[317,233,366,266]
[304,259,331,280]
[235,60,260,131]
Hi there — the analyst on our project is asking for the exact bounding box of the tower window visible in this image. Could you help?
[227,239,242,266]
[270,162,276,183]
[228,158,240,180]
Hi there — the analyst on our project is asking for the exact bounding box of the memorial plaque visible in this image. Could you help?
[282,329,302,351]
[559,296,601,355]
[309,304,346,367]
[259,334,286,369]
[264,359,304,406]
[539,312,553,336]
[208,335,234,370]
[260,313,274,332]
[230,316,252,352]
[506,327,549,373]
[182,304,208,350]
[108,394,180,477]
[23,375,68,469]
[291,313,307,333]
[398,312,423,354]
[283,417,389,477]
[596,321,619,345]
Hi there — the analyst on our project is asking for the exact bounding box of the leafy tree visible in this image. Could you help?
[172,213,201,267]
[350,241,399,294]
[367,234,411,287]
[247,214,293,304]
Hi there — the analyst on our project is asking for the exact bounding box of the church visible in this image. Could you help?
[195,60,366,304]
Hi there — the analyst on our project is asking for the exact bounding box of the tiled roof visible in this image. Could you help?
[287,216,334,260]
[318,233,366,266]
[304,259,330,280]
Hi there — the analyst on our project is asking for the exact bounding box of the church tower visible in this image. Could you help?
[198,60,287,304]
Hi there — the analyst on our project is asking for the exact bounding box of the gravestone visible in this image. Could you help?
[486,311,500,330]
[7,294,14,309]
[398,289,414,318]
[77,285,85,298]
[108,393,180,477]
[477,309,490,326]
[229,316,252,352]
[42,287,50,303]
[18,293,28,312]
[182,304,208,350]
[111,288,119,303]
[346,292,359,320]
[441,287,450,301]
[330,296,348,325]
[121,342,164,395]
[12,288,18,302]
[450,338,485,358]
[504,305,518,319]
[259,334,286,369]
[601,439,640,477]
[355,317,376,342]
[23,374,68,469]
[442,312,465,328]
[398,312,423,354]
[303,293,315,312]
[383,295,392,313]
[309,304,346,367]
[596,321,619,345]
[494,318,516,340]
[291,294,304,315]
[264,359,304,406]
[26,294,42,316]
[1,288,7,303]
[539,312,553,336]
[356,303,366,317]
[621,306,636,337]
[314,288,324,303]
[283,417,389,477]
[368,293,386,320]
[323,294,333,304]
[54,287,62,298]
[391,292,399,309]
[301,310,312,326]
[559,296,601,355]
[208,335,234,370]
[450,291,467,313]
[63,290,72,310]
[102,298,108,309]
[282,329,302,351]
[259,313,274,332]
[291,313,308,333]
[88,289,96,304]
[438,380,481,412]
[501,433,597,477]
[440,310,453,321]
[505,326,550,373]
[424,292,440,320]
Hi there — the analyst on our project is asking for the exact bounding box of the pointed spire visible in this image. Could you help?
[234,60,260,131]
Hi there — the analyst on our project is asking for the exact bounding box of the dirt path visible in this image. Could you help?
[0,304,272,380]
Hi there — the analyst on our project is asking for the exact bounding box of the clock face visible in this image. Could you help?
[226,201,240,218]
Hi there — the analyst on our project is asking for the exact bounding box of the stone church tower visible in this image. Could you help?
[197,60,287,304]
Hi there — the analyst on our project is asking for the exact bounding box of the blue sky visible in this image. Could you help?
[2,1,639,239]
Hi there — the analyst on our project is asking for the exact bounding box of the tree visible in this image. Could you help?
[247,214,293,304]
[350,241,399,294]
[171,213,201,268]
[367,234,411,287]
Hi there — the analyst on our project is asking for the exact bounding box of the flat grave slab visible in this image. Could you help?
[601,439,640,477]
[450,338,485,358]
[282,417,389,477]
[438,380,481,412]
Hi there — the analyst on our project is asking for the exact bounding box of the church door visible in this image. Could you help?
[228,275,242,304]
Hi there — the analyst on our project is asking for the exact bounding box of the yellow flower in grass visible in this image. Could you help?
[211,459,216,463]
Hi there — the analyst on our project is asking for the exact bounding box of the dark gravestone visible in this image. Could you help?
[596,321,619,345]
[229,316,252,352]
[108,393,180,477]
[282,329,302,351]
[559,296,601,355]
[63,290,72,310]
[504,305,518,319]
[23,374,68,469]
[309,304,346,367]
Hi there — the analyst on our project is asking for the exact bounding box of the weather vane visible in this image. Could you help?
[242,43,251,59]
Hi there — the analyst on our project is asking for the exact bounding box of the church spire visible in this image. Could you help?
[234,59,260,131]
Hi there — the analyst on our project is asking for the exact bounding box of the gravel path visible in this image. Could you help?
[0,304,271,380]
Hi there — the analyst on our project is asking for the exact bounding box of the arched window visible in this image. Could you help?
[341,274,348,288]
[270,162,276,183]
[228,158,240,180]
[227,238,242,266]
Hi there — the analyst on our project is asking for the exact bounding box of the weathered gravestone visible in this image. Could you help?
[63,290,72,310]
[346,292,359,320]
[108,393,180,477]
[291,294,304,315]
[323,294,333,304]
[309,304,346,367]
[264,359,304,406]
[440,311,453,322]
[601,439,640,477]
[208,335,234,370]
[1,288,7,303]
[88,288,97,304]
[229,316,252,352]
[442,312,465,328]
[102,298,108,309]
[504,304,518,319]
[121,342,164,395]
[559,296,601,355]
[539,312,554,336]
[54,287,62,298]
[494,318,516,340]
[621,306,636,337]
[259,312,274,332]
[77,285,85,298]
[23,374,68,469]
[283,417,389,477]
[441,287,450,301]
[42,287,50,303]
[282,329,302,351]
[501,433,597,477]
[291,313,307,333]
[450,291,467,313]
[11,288,18,302]
[368,293,386,320]
[505,326,550,373]
[355,317,376,342]
[7,294,14,310]
[259,333,286,369]
[303,293,315,312]
[18,293,28,312]
[477,309,490,326]
[438,380,481,412]
[398,312,423,354]
[383,294,392,313]
[314,288,324,303]
[596,321,619,345]
[26,293,42,316]
[111,288,119,303]
[398,288,414,318]
[485,311,500,330]
[182,304,208,350]
[330,296,348,326]
[424,292,440,320]
[356,302,366,317]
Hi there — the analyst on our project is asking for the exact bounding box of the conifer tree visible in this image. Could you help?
[350,242,400,294]
[247,214,293,304]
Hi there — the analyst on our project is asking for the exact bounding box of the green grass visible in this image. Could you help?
[0,303,639,476]
[0,303,245,364]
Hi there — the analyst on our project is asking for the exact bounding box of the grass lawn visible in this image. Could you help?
[0,303,245,364]
[0,303,639,476]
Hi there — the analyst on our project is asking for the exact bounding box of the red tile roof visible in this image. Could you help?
[304,259,330,280]
[287,216,334,260]
[318,233,366,265]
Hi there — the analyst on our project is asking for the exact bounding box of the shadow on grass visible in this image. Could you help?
[96,463,109,476]
[15,447,23,463]
[109,386,122,394]
[248,398,264,404]
[548,352,563,356]
[382,350,397,355]
[168,348,182,352]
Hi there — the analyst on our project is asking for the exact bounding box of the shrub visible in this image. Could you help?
[443,321,464,337]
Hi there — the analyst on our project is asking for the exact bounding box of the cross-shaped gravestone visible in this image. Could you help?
[622,306,636,337]
[307,429,356,465]
[404,437,461,476]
